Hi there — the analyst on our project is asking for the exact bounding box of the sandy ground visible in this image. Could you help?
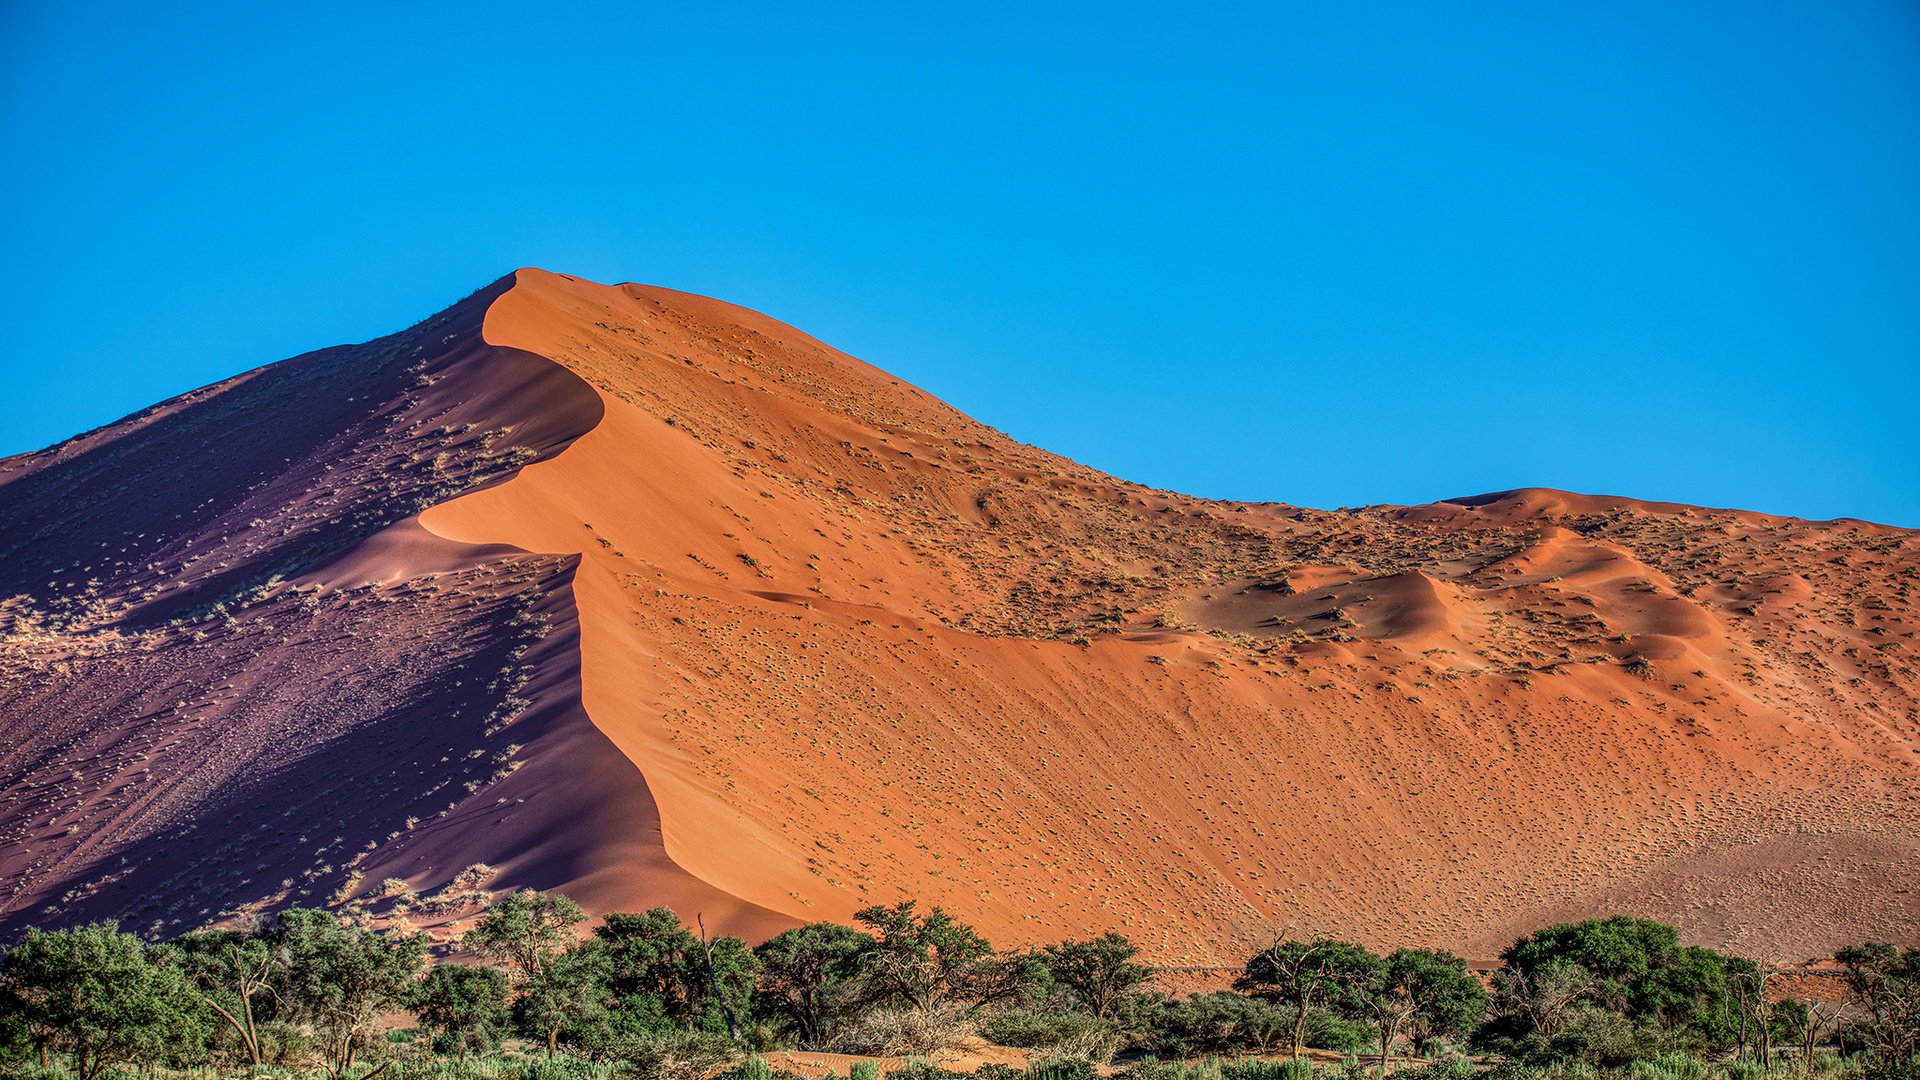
[2,269,1914,963]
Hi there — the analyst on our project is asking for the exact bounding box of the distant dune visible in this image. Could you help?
[2,270,1914,962]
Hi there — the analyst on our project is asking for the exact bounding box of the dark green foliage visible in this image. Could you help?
[1500,916,1730,1035]
[0,887,1900,1079]
[1384,947,1487,1058]
[1146,991,1298,1057]
[166,922,285,1067]
[598,1027,740,1079]
[1236,939,1383,1058]
[464,889,612,1057]
[409,962,511,1058]
[511,938,613,1058]
[1482,963,1593,1047]
[275,907,429,1079]
[463,888,589,982]
[752,921,874,1047]
[979,1009,1120,1061]
[0,922,206,1078]
[853,901,1042,1013]
[1042,932,1153,1021]
[596,907,760,1037]
[1480,915,1744,1068]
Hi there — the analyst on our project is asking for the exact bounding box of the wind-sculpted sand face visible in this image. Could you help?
[2,269,1915,960]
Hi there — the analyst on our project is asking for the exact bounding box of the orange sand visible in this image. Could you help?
[2,270,1914,962]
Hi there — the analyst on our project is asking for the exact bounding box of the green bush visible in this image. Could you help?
[1277,1057,1317,1080]
[729,1056,776,1080]
[981,1010,1120,1062]
[601,1029,737,1080]
[1027,1056,1104,1080]
[1858,1055,1920,1080]
[520,1058,595,1080]
[1219,1060,1304,1080]
[1625,1052,1707,1080]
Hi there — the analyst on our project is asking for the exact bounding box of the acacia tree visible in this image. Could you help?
[278,909,428,1080]
[1358,973,1417,1075]
[752,922,874,1048]
[1392,948,1487,1059]
[1235,938,1382,1059]
[1043,932,1153,1021]
[596,906,758,1036]
[1502,916,1729,1036]
[1723,958,1779,1068]
[1835,943,1920,1065]
[465,890,608,1057]
[464,890,587,984]
[853,901,1040,1015]
[511,942,611,1058]
[169,923,285,1068]
[0,922,206,1080]
[1487,963,1592,1041]
[409,964,511,1059]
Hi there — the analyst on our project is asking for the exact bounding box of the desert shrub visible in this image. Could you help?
[833,1005,977,1056]
[600,1028,737,1080]
[1027,1055,1105,1080]
[1858,1057,1920,1080]
[981,1009,1120,1061]
[259,1020,318,1067]
[729,1055,776,1080]
[1391,1059,1477,1080]
[1624,1051,1708,1080]
[1147,993,1301,1057]
[877,1059,975,1080]
[1219,1059,1307,1080]
[1277,1057,1318,1080]
[849,1061,881,1080]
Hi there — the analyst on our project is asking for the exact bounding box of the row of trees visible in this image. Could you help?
[2,898,1914,1079]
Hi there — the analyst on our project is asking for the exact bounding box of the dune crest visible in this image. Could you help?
[2,270,1915,961]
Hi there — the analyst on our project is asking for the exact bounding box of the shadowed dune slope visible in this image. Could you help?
[4,268,1916,961]
[0,273,788,943]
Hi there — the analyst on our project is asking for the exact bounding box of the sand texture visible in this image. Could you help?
[2,270,1915,962]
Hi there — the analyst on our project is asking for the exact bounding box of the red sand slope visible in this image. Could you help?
[3,270,1915,962]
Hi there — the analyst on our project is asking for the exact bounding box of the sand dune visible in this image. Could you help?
[2,270,1914,961]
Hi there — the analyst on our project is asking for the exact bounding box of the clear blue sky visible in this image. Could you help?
[3,1,1916,525]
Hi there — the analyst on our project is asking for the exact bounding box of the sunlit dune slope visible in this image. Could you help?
[3,269,1915,962]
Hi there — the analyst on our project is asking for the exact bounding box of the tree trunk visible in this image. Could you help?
[1292,998,1310,1059]
[698,914,742,1040]
[241,987,261,1067]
